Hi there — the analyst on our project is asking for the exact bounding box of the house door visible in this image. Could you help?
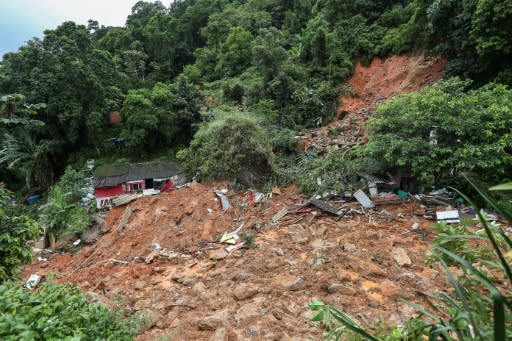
[145,178,154,189]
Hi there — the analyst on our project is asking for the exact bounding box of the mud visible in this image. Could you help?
[23,183,449,340]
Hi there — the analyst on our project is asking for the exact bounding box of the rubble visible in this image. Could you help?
[22,182,452,341]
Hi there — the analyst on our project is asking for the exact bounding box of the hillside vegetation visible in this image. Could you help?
[0,0,511,192]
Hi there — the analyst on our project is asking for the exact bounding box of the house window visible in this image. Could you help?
[129,182,142,192]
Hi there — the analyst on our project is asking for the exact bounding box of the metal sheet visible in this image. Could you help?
[353,189,375,208]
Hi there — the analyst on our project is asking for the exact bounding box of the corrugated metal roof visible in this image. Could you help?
[93,161,184,188]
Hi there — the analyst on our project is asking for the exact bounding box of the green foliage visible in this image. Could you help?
[275,149,363,195]
[0,281,140,340]
[178,108,274,186]
[120,80,201,155]
[310,178,512,341]
[364,78,512,187]
[38,185,91,239]
[2,0,512,191]
[0,184,40,282]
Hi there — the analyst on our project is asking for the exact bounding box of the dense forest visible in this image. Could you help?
[1,0,511,194]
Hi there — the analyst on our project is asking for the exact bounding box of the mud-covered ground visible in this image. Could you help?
[23,182,449,341]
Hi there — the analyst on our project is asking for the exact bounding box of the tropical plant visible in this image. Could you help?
[0,184,40,283]
[309,177,512,341]
[38,185,91,248]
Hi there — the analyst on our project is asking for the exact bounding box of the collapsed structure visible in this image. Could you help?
[93,161,186,209]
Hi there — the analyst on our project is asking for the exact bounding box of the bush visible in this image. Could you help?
[177,108,274,186]
[275,149,364,195]
[0,281,140,340]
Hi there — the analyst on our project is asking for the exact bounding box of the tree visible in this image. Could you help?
[120,82,180,153]
[364,78,512,187]
[217,27,254,76]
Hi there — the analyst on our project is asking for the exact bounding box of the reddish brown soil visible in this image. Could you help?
[23,183,448,341]
[338,54,447,115]
[299,53,447,153]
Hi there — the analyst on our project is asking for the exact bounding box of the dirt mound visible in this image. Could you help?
[23,183,449,340]
[299,53,447,154]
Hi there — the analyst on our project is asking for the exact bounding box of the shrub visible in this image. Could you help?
[0,281,140,340]
[177,109,274,186]
[275,149,364,195]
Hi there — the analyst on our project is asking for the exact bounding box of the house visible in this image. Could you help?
[93,161,186,209]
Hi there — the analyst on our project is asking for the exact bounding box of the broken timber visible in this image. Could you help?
[117,205,133,231]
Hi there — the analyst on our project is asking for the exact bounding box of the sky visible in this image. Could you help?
[0,0,162,58]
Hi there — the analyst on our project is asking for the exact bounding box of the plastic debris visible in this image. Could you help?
[152,242,163,251]
[25,274,41,289]
[219,223,244,244]
[72,239,81,247]
[215,191,231,211]
[226,242,246,253]
[306,199,347,216]
[436,210,460,224]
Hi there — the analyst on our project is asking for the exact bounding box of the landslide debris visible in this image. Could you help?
[24,182,448,340]
[299,53,447,154]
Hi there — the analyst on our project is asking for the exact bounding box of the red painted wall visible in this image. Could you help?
[95,185,124,198]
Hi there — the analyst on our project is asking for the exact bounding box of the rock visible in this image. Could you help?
[337,269,360,282]
[139,309,163,333]
[192,281,207,294]
[270,247,285,256]
[133,299,151,311]
[343,243,357,253]
[54,234,76,250]
[313,224,328,237]
[380,279,398,297]
[181,275,197,286]
[209,249,228,260]
[286,276,307,291]
[198,310,231,330]
[235,272,253,281]
[82,246,94,257]
[210,327,228,341]
[85,291,112,306]
[236,302,260,322]
[233,283,259,300]
[327,283,356,295]
[81,225,101,244]
[392,247,412,266]
[145,251,159,264]
[245,325,261,336]
[134,280,146,290]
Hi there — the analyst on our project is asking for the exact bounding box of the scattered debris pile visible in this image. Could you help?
[23,182,462,340]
